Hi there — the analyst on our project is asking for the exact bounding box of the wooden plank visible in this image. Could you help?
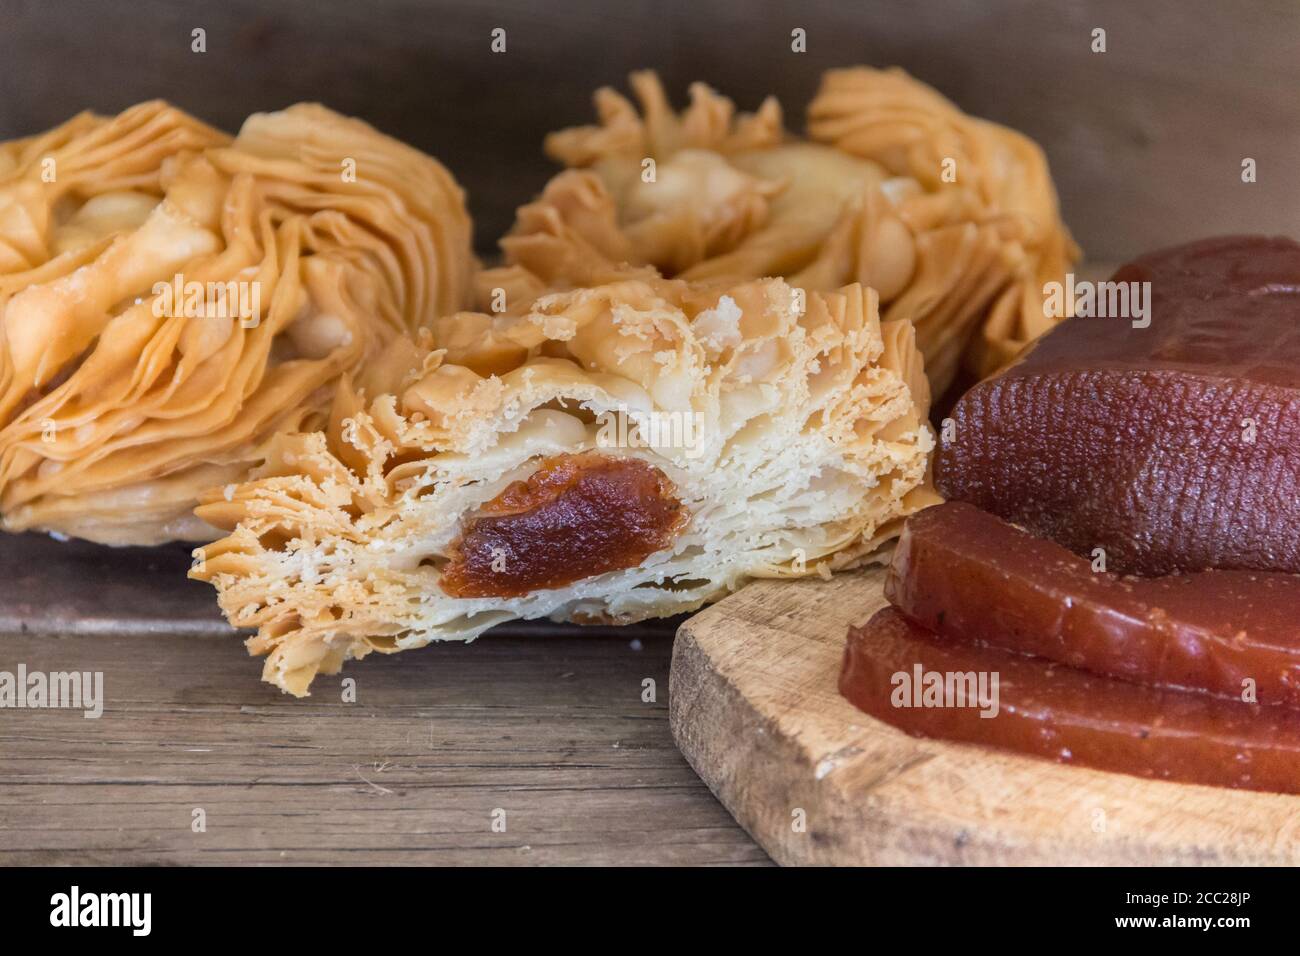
[0,531,678,640]
[669,566,1300,866]
[0,626,768,865]
[1,0,1295,260]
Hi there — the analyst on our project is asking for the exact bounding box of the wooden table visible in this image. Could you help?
[0,534,768,865]
[3,0,1294,867]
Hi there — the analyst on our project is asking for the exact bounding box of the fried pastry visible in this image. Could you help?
[0,101,474,544]
[191,278,937,695]
[483,68,1078,395]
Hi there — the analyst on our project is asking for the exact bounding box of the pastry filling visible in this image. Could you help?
[440,452,687,598]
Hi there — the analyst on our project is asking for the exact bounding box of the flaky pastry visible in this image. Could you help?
[191,277,936,695]
[0,101,474,544]
[483,68,1079,395]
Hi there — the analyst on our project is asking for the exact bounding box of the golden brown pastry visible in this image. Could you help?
[192,277,936,695]
[0,101,474,544]
[482,68,1079,395]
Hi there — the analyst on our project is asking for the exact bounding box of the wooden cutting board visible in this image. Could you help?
[669,566,1300,865]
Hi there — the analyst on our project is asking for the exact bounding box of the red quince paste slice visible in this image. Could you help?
[841,607,1300,794]
[935,235,1300,575]
[888,502,1300,706]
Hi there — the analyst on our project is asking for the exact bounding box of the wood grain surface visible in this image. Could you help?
[670,566,1300,866]
[0,534,766,865]
[1,0,1296,867]
[0,630,768,866]
[2,0,1297,260]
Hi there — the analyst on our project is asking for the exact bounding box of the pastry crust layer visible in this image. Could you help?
[483,68,1079,396]
[192,277,936,695]
[0,102,475,544]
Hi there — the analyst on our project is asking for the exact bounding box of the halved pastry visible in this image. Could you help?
[192,277,936,695]
[482,68,1078,396]
[0,101,474,544]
